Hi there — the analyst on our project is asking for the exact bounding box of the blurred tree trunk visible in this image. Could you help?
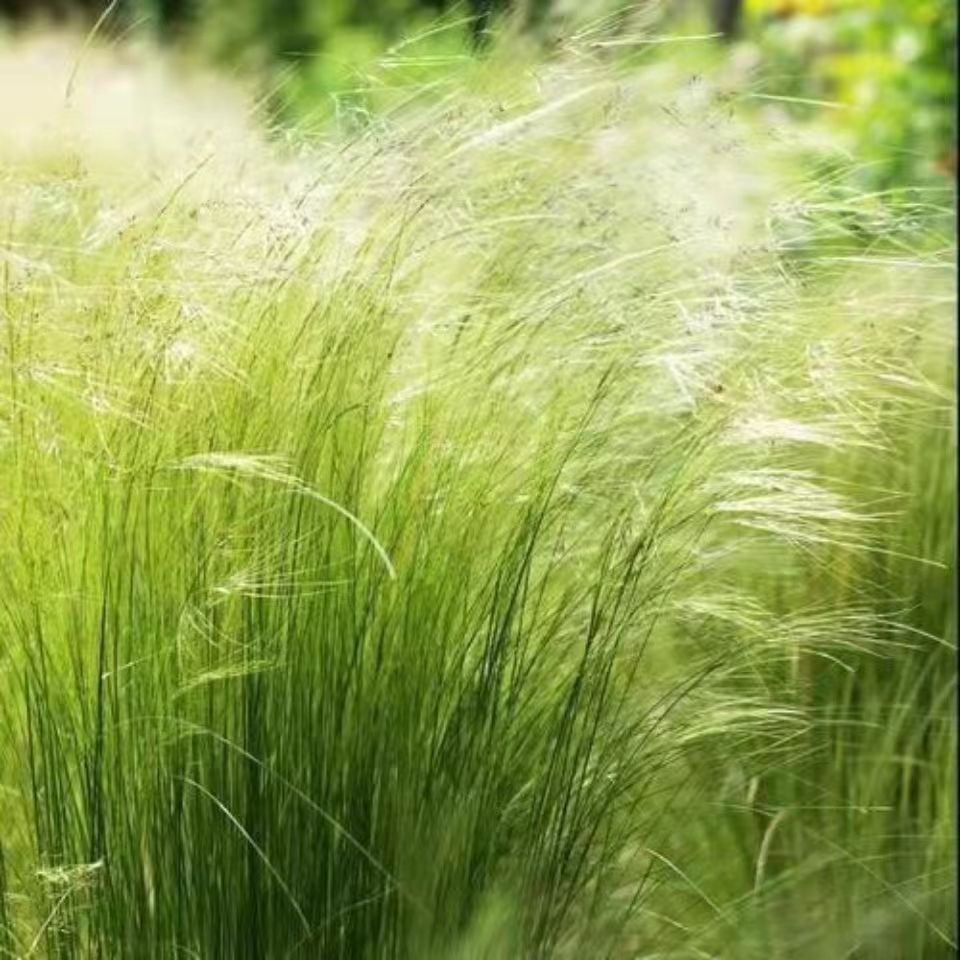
[154,0,190,34]
[712,0,742,39]
[468,0,498,47]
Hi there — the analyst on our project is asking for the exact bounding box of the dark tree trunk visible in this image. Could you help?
[156,0,189,29]
[713,0,743,40]
[468,0,498,48]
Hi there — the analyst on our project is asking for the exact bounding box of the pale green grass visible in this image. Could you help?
[0,30,954,960]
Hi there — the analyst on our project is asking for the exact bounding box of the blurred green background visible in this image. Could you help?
[0,0,955,188]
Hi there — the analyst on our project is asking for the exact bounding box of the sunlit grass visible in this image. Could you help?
[0,27,953,959]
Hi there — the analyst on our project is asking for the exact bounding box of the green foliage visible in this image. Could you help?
[192,0,425,64]
[746,0,956,188]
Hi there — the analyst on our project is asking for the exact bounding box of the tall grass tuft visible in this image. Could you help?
[0,28,954,959]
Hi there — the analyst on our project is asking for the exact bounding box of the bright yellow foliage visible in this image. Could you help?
[746,0,833,15]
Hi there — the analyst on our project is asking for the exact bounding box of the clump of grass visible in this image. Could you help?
[0,26,953,960]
